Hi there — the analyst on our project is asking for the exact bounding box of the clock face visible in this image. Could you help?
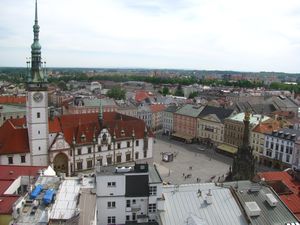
[33,92,43,103]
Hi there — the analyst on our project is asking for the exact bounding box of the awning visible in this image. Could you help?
[217,144,237,154]
[172,133,194,141]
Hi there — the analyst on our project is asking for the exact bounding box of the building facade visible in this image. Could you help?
[262,128,300,169]
[173,104,204,143]
[162,105,178,135]
[150,104,166,131]
[197,106,234,146]
[224,113,269,147]
[96,164,162,225]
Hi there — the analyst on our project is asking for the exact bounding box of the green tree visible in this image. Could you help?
[175,84,184,97]
[57,80,67,91]
[188,92,198,99]
[162,86,170,96]
[107,86,126,100]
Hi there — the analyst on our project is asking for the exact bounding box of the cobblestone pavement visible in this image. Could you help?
[152,138,232,185]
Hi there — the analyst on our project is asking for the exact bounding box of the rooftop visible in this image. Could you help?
[224,180,299,225]
[78,188,96,225]
[199,105,234,122]
[0,165,46,180]
[97,164,149,176]
[228,112,270,125]
[164,105,179,113]
[258,171,300,220]
[149,165,163,184]
[0,104,26,114]
[160,183,248,225]
[175,104,204,118]
[0,96,26,104]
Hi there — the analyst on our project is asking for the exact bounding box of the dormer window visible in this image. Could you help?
[102,133,107,142]
[81,133,86,142]
[121,129,125,137]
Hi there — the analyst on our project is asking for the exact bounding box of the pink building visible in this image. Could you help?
[173,104,204,143]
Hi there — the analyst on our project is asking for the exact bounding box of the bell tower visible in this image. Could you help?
[26,0,49,166]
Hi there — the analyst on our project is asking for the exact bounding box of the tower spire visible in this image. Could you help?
[35,0,38,24]
[27,0,47,87]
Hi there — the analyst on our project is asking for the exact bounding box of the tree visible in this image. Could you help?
[188,92,198,99]
[57,80,67,91]
[162,86,170,96]
[175,84,184,97]
[106,86,126,100]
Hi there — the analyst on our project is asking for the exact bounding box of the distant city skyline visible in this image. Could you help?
[1,0,300,73]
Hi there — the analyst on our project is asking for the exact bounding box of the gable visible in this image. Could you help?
[50,133,70,151]
[202,114,221,123]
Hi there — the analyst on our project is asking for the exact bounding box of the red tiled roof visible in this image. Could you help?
[0,195,20,214]
[258,171,300,220]
[0,165,46,180]
[0,112,149,154]
[0,120,29,155]
[135,91,152,102]
[0,181,13,195]
[150,104,166,113]
[0,96,26,104]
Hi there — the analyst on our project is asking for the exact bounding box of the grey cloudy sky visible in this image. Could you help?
[1,0,300,72]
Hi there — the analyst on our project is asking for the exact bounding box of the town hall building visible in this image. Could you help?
[0,1,153,175]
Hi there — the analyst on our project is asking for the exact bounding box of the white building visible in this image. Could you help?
[262,128,300,169]
[96,164,162,225]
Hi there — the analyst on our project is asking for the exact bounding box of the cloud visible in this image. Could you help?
[0,0,300,72]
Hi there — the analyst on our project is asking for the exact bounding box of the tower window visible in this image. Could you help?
[21,155,26,163]
[8,156,13,164]
[38,130,40,135]
[38,146,41,150]
[37,112,40,118]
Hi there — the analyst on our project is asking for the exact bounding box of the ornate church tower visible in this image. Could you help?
[26,0,49,166]
[230,111,255,181]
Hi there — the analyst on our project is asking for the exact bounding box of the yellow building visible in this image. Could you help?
[197,106,234,147]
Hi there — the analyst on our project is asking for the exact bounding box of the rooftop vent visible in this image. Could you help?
[245,201,261,217]
[265,193,278,207]
[205,189,213,204]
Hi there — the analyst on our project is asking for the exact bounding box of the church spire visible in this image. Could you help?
[27,0,47,87]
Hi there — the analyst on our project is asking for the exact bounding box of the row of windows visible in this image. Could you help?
[8,155,26,164]
[76,151,148,170]
[76,141,140,155]
[1,114,26,121]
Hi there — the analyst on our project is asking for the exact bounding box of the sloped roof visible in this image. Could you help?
[0,112,149,155]
[0,120,29,154]
[199,105,234,122]
[164,105,179,113]
[252,118,289,134]
[0,96,26,104]
[175,104,204,117]
[258,171,300,220]
[150,104,166,113]
[0,195,20,214]
[0,165,46,180]
[135,91,152,102]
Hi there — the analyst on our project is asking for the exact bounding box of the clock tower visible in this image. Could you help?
[26,0,49,166]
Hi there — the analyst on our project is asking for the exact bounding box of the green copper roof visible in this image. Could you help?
[175,104,204,117]
[229,112,270,125]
